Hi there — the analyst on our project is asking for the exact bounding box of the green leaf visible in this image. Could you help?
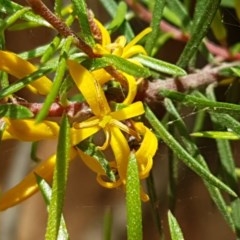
[168,210,184,240]
[71,0,95,46]
[19,44,53,59]
[230,67,240,77]
[54,0,63,16]
[40,36,62,63]
[0,0,51,27]
[78,141,116,182]
[107,1,127,32]
[36,174,70,240]
[145,0,166,55]
[164,98,235,230]
[191,131,240,140]
[133,54,186,76]
[0,104,33,119]
[210,10,227,44]
[0,7,31,31]
[145,104,236,197]
[163,7,183,28]
[177,0,221,68]
[0,67,52,99]
[160,89,240,115]
[234,0,240,19]
[166,0,191,30]
[36,36,73,123]
[231,199,240,237]
[221,0,234,7]
[103,207,113,240]
[45,115,70,240]
[126,152,142,240]
[99,0,134,41]
[102,55,151,78]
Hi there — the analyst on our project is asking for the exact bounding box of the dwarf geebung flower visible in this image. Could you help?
[0,24,158,209]
[93,19,151,58]
[68,60,158,199]
[90,21,152,104]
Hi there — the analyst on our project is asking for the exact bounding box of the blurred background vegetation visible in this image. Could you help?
[1,0,240,239]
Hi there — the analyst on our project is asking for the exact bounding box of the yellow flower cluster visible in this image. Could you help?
[0,21,158,210]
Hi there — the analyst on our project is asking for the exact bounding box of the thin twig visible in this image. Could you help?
[26,0,97,57]
[6,62,238,118]
[140,62,240,104]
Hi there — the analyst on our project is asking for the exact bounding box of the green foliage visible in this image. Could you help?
[1,0,240,239]
[45,115,71,240]
[126,153,142,240]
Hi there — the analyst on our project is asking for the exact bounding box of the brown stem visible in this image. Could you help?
[17,101,91,118]
[26,0,97,57]
[140,62,240,104]
[8,62,237,118]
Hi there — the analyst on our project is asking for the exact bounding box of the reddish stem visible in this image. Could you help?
[17,101,91,118]
[26,0,97,58]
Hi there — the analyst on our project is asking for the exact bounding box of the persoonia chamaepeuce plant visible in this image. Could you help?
[0,0,240,239]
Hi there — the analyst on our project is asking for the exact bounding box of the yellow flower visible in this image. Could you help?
[93,19,151,58]
[68,60,145,148]
[68,60,158,200]
[0,51,52,95]
[90,21,152,104]
[76,121,158,202]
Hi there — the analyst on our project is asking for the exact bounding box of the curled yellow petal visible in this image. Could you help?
[92,68,112,85]
[110,126,130,184]
[2,118,59,141]
[140,187,150,202]
[0,148,77,211]
[0,154,56,211]
[121,73,137,104]
[134,122,158,178]
[94,19,111,46]
[110,101,145,121]
[124,27,152,53]
[67,60,111,116]
[70,126,100,146]
[0,50,52,95]
[122,45,147,58]
[76,147,105,175]
[93,44,111,55]
[96,174,122,188]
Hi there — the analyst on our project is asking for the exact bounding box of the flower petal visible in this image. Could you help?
[121,73,137,104]
[134,122,158,178]
[92,68,112,85]
[110,101,145,121]
[110,126,130,184]
[76,147,106,174]
[0,51,52,95]
[124,27,152,53]
[0,149,77,211]
[2,118,59,141]
[70,126,100,146]
[67,60,111,116]
[122,45,147,58]
[94,19,111,46]
[96,174,122,188]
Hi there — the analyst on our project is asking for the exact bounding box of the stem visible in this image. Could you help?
[26,0,97,57]
[140,61,240,103]
[16,101,91,118]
